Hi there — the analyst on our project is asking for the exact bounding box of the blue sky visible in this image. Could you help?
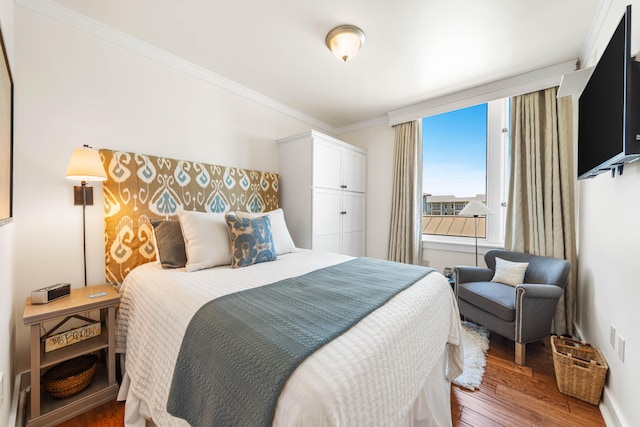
[422,103,487,197]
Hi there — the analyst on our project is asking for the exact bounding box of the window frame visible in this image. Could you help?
[421,98,509,251]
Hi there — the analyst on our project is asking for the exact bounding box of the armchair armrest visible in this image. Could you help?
[517,283,564,300]
[515,284,564,343]
[454,266,494,283]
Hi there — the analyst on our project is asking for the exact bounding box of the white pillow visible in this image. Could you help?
[491,257,529,286]
[178,211,231,271]
[235,208,297,255]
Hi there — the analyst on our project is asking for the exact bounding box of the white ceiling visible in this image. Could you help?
[49,0,601,129]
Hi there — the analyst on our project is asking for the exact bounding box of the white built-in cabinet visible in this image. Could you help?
[277,130,366,257]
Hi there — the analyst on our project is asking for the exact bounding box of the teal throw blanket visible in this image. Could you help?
[167,257,434,426]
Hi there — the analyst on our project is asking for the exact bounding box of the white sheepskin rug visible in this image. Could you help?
[452,321,490,391]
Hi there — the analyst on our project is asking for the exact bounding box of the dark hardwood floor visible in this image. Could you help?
[56,334,606,427]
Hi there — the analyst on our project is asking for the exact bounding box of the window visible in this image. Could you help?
[422,98,510,246]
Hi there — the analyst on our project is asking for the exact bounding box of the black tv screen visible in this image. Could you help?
[578,5,639,179]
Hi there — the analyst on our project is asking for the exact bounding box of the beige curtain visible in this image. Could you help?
[388,120,423,265]
[506,86,577,336]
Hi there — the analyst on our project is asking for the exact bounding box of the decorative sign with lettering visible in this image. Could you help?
[44,322,101,352]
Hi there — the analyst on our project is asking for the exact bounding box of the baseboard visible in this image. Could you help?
[573,324,626,427]
[8,370,27,427]
[600,388,625,427]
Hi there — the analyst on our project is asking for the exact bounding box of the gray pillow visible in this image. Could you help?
[151,220,187,269]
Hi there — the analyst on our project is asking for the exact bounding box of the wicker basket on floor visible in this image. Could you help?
[551,336,608,405]
[41,354,98,399]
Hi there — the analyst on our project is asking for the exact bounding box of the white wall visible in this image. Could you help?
[576,3,640,426]
[341,123,394,260]
[422,242,488,272]
[11,6,317,373]
[0,224,14,427]
[578,163,640,427]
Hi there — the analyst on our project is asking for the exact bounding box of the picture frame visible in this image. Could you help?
[0,24,12,226]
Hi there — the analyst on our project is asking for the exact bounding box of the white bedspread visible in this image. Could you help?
[116,250,463,426]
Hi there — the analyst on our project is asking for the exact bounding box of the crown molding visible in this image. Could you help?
[16,0,338,135]
[335,115,388,135]
[579,0,616,68]
[387,60,577,126]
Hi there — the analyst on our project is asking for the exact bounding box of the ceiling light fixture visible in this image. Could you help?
[325,25,366,62]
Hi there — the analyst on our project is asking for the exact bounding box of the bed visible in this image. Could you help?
[100,149,463,426]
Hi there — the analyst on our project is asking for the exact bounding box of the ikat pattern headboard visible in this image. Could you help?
[100,149,279,285]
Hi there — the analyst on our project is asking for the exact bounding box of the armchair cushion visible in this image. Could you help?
[491,257,529,286]
[458,281,516,322]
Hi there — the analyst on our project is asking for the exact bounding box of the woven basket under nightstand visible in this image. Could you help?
[41,354,98,399]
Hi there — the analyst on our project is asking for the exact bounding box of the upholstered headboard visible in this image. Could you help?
[100,149,279,285]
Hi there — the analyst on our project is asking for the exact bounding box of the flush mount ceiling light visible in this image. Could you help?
[325,25,366,62]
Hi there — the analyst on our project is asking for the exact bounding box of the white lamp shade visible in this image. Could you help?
[65,146,107,182]
[458,200,494,216]
[326,25,365,62]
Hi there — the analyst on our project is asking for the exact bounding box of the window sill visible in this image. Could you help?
[421,235,504,254]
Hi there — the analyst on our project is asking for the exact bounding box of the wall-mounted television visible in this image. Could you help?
[578,5,640,179]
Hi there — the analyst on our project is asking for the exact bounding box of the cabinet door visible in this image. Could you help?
[342,150,366,193]
[342,230,365,257]
[341,192,365,257]
[312,189,342,253]
[312,142,341,190]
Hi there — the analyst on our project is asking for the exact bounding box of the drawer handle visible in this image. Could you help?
[341,211,347,215]
[341,185,347,189]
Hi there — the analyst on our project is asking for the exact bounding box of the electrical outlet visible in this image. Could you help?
[618,336,626,362]
[610,325,617,349]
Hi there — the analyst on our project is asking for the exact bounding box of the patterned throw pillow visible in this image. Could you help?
[225,213,277,268]
[235,208,297,255]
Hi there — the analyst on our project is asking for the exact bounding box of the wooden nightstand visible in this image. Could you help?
[23,285,120,427]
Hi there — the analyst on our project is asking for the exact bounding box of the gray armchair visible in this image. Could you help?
[455,249,570,365]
